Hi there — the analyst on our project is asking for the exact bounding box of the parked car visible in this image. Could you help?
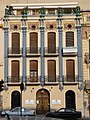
[1,107,35,117]
[46,108,82,119]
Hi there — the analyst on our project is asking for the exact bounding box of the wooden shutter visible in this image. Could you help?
[12,33,20,54]
[48,32,56,53]
[30,32,38,53]
[66,32,74,47]
[11,61,19,82]
[66,60,75,82]
[48,60,56,82]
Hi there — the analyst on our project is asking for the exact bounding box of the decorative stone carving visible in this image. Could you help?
[64,23,75,30]
[75,6,81,16]
[46,23,57,30]
[28,23,39,30]
[39,7,45,17]
[10,24,21,31]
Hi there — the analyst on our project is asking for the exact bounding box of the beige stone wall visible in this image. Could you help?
[2,85,83,113]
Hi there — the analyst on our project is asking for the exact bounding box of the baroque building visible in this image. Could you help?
[2,2,84,115]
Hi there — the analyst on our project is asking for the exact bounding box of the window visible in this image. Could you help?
[48,32,56,53]
[30,32,38,53]
[66,32,74,47]
[12,32,20,54]
[11,60,20,82]
[66,60,75,82]
[30,60,38,82]
[48,60,56,82]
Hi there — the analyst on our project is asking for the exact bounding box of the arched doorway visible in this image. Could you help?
[11,91,21,109]
[36,89,50,114]
[65,90,76,109]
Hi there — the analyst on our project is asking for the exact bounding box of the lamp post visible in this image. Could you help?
[20,82,24,116]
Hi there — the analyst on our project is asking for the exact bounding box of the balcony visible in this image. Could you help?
[26,47,41,56]
[8,48,22,56]
[44,75,59,84]
[63,47,77,56]
[63,75,78,84]
[44,47,59,56]
[26,76,41,84]
[8,76,22,83]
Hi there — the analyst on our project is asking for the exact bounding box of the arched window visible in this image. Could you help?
[66,59,75,82]
[66,32,74,47]
[30,32,38,53]
[11,60,20,82]
[12,33,20,54]
[30,60,38,82]
[48,32,56,53]
[48,60,56,82]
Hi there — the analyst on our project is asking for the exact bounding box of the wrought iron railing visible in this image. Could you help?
[26,47,41,54]
[8,48,22,54]
[44,75,59,82]
[63,75,78,82]
[8,76,22,83]
[44,47,59,54]
[26,76,41,83]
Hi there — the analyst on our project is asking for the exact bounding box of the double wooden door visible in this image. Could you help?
[36,89,50,114]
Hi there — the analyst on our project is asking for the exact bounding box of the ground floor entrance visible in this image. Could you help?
[36,89,50,114]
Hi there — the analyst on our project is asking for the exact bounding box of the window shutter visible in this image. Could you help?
[66,32,74,47]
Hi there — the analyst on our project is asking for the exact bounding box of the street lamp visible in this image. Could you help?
[20,82,24,116]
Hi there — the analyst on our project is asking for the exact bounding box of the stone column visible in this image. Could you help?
[58,17,63,90]
[4,19,8,90]
[76,16,83,90]
[22,19,27,90]
[40,18,44,86]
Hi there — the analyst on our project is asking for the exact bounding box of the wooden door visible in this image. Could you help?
[30,32,38,53]
[36,89,50,114]
[66,60,75,82]
[48,32,56,53]
[11,91,21,109]
[12,33,20,54]
[48,60,56,82]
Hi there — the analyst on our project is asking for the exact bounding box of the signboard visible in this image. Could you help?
[52,100,61,104]
[25,100,34,104]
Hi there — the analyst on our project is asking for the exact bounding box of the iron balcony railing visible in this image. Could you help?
[8,76,22,83]
[26,47,41,54]
[44,47,59,54]
[44,75,59,83]
[63,75,78,82]
[8,48,23,54]
[26,76,41,83]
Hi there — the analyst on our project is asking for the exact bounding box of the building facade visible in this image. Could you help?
[2,2,84,115]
